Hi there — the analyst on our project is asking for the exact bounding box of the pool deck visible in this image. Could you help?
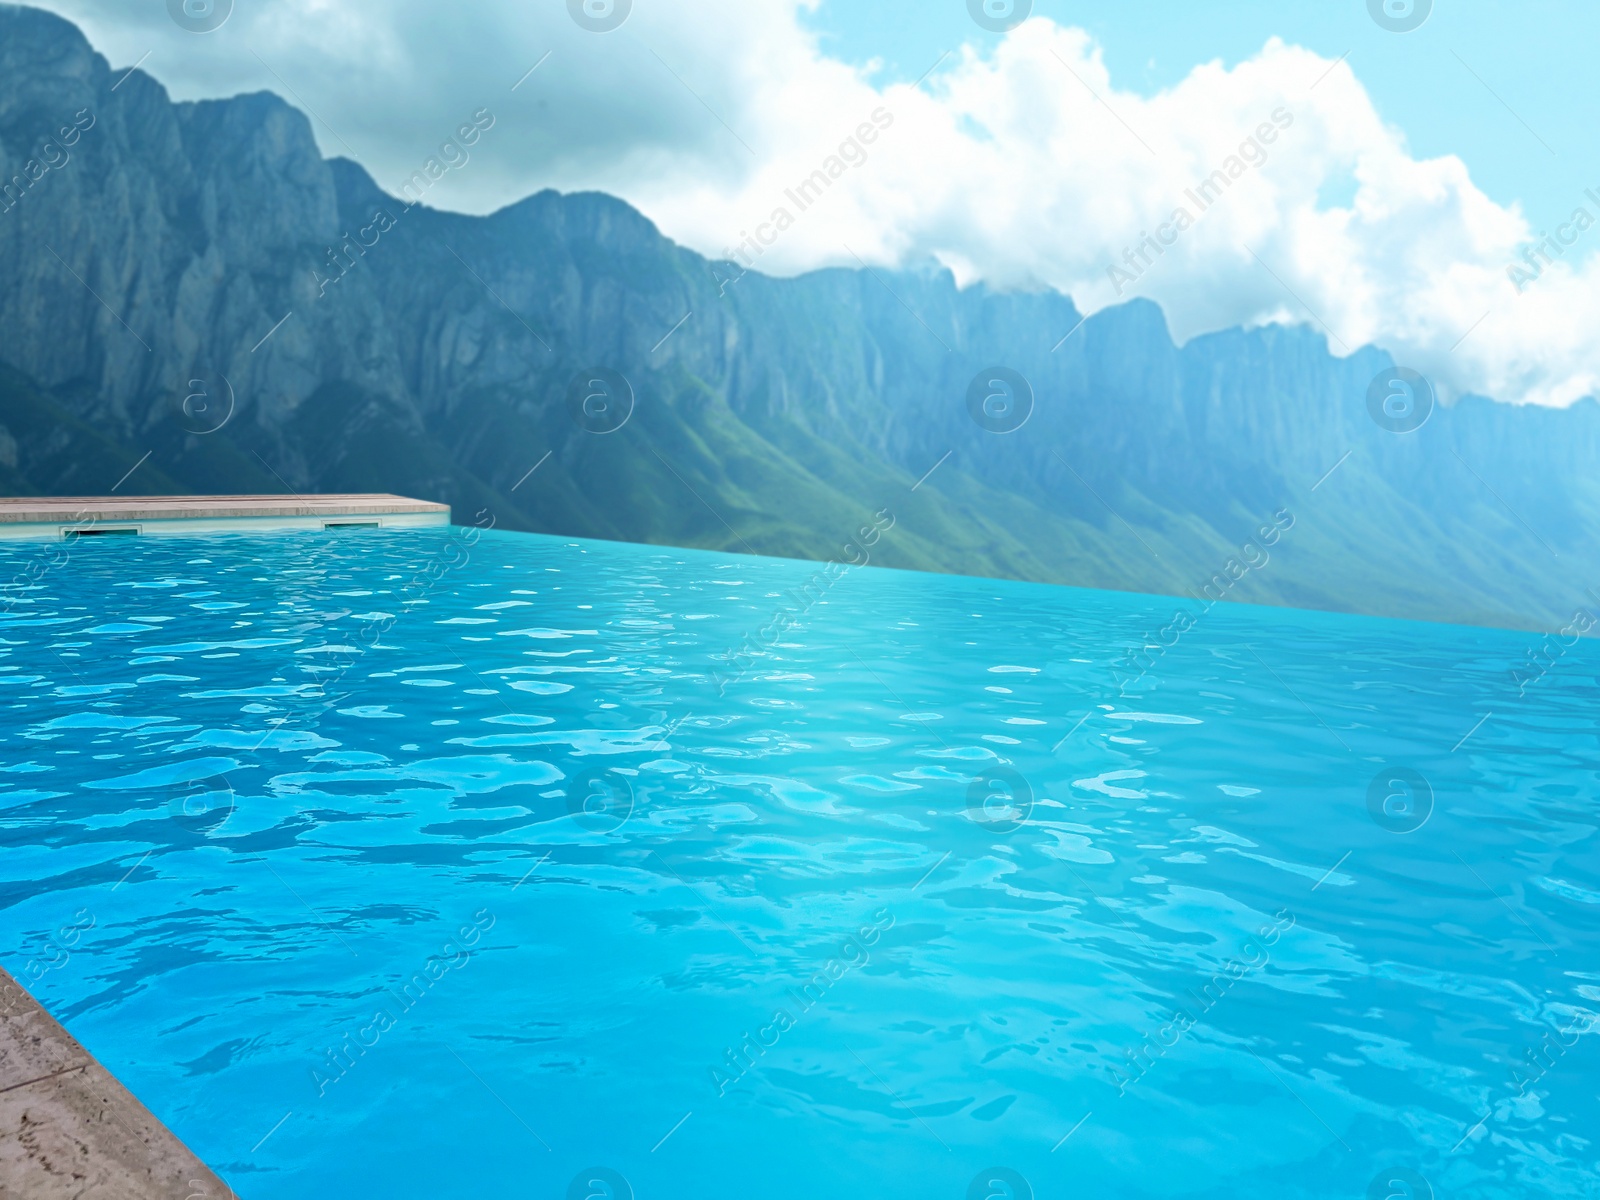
[0,966,233,1198]
[0,493,451,540]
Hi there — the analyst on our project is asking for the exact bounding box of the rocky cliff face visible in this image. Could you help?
[1,3,1596,631]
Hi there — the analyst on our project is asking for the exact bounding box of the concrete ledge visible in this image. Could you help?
[0,967,233,1198]
[0,493,451,540]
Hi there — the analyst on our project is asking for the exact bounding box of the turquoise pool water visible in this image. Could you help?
[0,527,1596,1199]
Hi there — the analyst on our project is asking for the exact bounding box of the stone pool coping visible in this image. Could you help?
[0,493,451,540]
[0,964,233,1198]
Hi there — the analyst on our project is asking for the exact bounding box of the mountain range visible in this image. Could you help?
[1,3,1596,634]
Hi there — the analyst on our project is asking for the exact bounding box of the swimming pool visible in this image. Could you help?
[0,527,1594,1198]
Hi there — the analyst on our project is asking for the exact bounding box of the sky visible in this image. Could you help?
[26,0,1600,407]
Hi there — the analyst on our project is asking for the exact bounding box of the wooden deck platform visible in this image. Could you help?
[0,966,232,1198]
[0,494,451,540]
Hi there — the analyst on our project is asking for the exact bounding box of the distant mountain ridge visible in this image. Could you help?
[0,3,1597,633]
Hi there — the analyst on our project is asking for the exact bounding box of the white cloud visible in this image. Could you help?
[27,0,1599,405]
